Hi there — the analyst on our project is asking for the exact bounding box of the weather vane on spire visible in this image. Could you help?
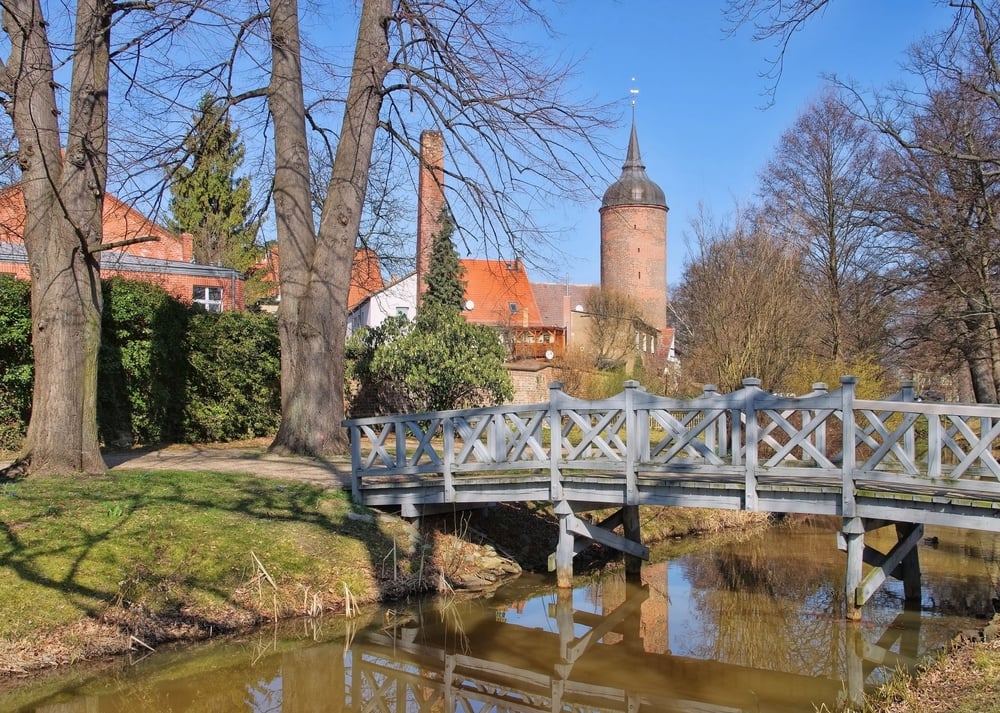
[630,77,639,120]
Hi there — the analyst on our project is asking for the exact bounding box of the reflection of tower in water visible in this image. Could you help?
[595,563,670,654]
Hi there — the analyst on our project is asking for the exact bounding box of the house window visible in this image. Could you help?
[193,286,224,312]
[396,306,409,317]
[509,302,519,313]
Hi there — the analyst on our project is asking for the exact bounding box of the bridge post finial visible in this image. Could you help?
[742,377,762,389]
[812,382,828,393]
[900,380,915,402]
[702,384,718,395]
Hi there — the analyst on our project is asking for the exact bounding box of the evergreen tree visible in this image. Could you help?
[168,94,261,273]
[422,208,466,312]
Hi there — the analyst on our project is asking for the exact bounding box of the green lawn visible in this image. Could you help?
[0,470,415,641]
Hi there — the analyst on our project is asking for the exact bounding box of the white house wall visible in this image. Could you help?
[347,273,418,335]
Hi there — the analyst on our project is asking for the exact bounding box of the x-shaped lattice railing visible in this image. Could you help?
[398,417,442,469]
[936,414,1000,479]
[644,408,726,465]
[855,410,921,474]
[453,413,495,465]
[561,408,627,462]
[759,408,839,468]
[497,410,548,463]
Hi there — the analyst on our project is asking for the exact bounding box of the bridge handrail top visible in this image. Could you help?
[342,386,1000,429]
[853,399,1000,417]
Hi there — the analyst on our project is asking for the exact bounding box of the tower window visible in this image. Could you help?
[509,302,519,313]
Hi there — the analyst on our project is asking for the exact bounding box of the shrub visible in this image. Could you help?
[99,277,193,446]
[0,276,32,451]
[347,305,513,416]
[182,309,281,442]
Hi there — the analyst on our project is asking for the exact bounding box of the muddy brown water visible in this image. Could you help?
[1,522,997,712]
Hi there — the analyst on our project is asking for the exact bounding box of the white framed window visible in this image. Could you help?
[396,306,409,317]
[193,285,224,312]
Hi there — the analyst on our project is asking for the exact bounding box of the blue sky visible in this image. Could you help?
[538,0,957,288]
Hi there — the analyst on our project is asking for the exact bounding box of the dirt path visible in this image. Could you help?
[103,445,352,489]
[0,443,353,490]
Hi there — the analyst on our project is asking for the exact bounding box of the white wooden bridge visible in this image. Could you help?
[344,377,1000,617]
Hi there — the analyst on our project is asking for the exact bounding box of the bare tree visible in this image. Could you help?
[757,89,892,364]
[581,287,649,370]
[877,80,1000,402]
[723,0,834,103]
[0,0,113,475]
[308,134,414,280]
[671,206,811,392]
[0,0,273,475]
[267,0,615,455]
[728,0,1000,401]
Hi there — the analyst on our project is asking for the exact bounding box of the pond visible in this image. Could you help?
[1,521,997,712]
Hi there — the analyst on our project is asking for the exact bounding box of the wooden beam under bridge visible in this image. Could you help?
[550,502,649,587]
[839,518,923,618]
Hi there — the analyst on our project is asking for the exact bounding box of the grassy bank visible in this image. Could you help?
[0,469,438,674]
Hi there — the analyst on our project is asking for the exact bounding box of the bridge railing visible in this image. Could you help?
[343,377,1000,509]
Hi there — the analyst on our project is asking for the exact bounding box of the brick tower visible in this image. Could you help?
[599,119,668,331]
[416,130,445,301]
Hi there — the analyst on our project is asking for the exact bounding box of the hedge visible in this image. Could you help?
[0,275,280,451]
[0,275,32,450]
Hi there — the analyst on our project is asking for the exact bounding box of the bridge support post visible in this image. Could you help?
[896,522,922,603]
[623,505,642,581]
[842,517,865,621]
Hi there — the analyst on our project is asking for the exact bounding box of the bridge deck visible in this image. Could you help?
[357,468,1000,531]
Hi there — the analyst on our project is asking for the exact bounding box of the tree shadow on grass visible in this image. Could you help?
[0,469,425,661]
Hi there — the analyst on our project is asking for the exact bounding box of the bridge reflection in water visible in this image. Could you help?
[348,581,917,713]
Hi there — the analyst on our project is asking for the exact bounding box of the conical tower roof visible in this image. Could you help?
[601,120,667,209]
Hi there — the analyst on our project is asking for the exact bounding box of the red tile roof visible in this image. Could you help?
[460,258,545,328]
[350,248,385,309]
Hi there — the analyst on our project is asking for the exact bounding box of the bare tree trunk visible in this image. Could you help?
[2,0,110,475]
[962,309,1000,404]
[268,0,391,456]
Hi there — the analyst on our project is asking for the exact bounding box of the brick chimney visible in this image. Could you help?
[416,130,445,302]
[181,232,194,263]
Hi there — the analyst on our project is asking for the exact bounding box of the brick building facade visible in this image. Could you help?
[0,187,245,310]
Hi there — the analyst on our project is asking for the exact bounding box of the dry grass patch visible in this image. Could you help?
[869,634,1000,713]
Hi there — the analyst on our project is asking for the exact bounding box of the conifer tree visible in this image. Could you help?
[422,208,466,312]
[168,94,261,273]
